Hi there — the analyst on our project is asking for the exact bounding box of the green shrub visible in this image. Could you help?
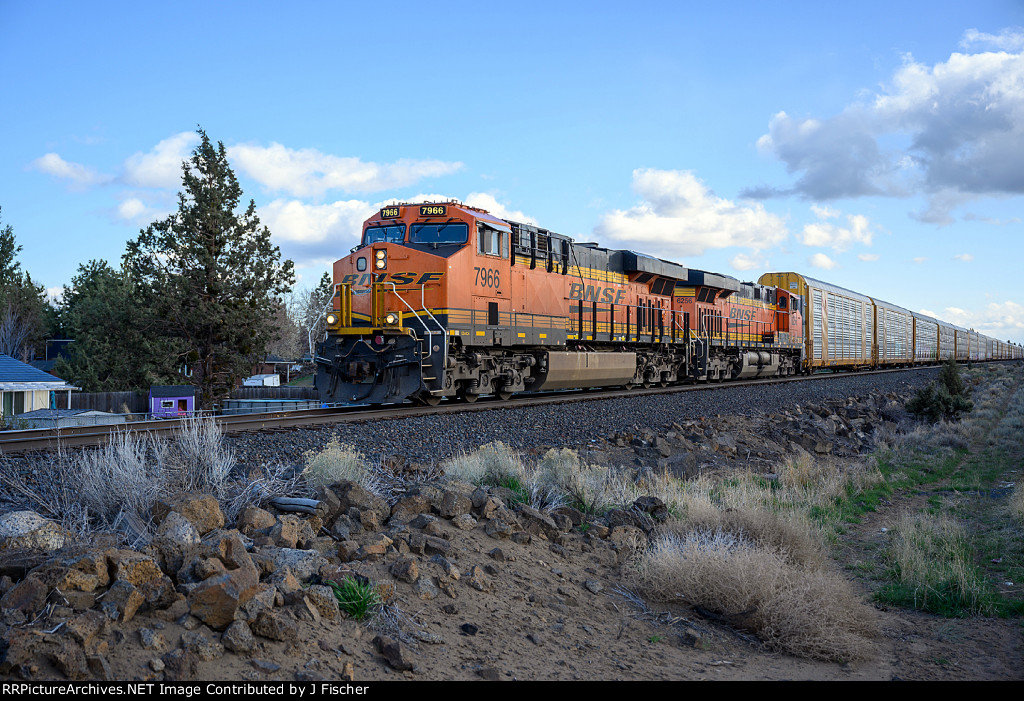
[907,359,973,422]
[328,576,381,620]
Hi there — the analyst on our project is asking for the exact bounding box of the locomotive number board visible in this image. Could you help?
[419,205,447,216]
[379,206,401,218]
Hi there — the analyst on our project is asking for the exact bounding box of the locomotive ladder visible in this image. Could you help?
[379,282,448,392]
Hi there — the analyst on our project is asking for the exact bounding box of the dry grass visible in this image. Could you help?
[1011,481,1024,525]
[665,497,826,570]
[0,415,254,546]
[302,439,371,488]
[441,441,528,488]
[77,430,166,544]
[630,527,876,661]
[301,439,404,503]
[623,451,890,661]
[440,443,566,509]
[159,413,234,496]
[536,448,639,514]
[879,511,997,616]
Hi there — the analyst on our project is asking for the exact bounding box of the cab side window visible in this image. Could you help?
[477,225,507,258]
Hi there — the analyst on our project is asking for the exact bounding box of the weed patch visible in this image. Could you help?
[328,576,383,620]
[630,526,876,662]
[877,511,998,617]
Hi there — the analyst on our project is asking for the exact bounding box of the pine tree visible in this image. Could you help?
[54,260,176,391]
[0,207,53,359]
[125,129,295,408]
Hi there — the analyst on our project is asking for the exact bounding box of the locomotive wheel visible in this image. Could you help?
[413,393,443,406]
[622,382,635,390]
[458,389,479,403]
[496,390,514,401]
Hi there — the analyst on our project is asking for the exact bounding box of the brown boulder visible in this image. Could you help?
[152,493,224,536]
[186,565,260,630]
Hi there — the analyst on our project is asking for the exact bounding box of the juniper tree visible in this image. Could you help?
[125,129,294,408]
[0,208,53,359]
[54,260,176,391]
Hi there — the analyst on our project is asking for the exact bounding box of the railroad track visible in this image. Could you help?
[0,365,945,454]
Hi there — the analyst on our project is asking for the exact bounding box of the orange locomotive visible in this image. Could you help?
[315,201,803,404]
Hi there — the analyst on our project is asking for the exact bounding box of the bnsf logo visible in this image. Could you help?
[338,272,445,287]
[729,308,760,321]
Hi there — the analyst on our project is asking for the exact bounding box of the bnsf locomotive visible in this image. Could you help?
[315,201,1021,405]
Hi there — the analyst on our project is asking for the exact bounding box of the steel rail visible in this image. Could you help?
[0,363,954,454]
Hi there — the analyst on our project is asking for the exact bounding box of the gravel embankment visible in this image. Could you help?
[227,367,941,470]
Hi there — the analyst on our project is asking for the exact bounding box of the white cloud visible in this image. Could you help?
[259,199,374,245]
[464,193,537,224]
[858,253,880,261]
[45,287,63,303]
[912,257,928,264]
[932,301,1024,340]
[122,131,199,188]
[30,153,109,188]
[730,253,767,271]
[749,32,1024,221]
[229,142,463,197]
[953,253,974,262]
[594,169,788,260]
[961,28,1024,51]
[808,252,837,269]
[117,198,147,220]
[799,207,875,251]
[114,196,173,224]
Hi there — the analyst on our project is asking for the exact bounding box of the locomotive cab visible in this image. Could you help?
[317,202,528,405]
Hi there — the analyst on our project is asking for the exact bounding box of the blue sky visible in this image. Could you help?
[3,1,1023,341]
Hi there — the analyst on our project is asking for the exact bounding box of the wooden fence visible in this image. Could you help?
[64,391,148,414]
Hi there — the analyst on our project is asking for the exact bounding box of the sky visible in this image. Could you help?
[2,0,1024,342]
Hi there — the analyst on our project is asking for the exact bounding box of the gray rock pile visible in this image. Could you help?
[0,470,658,682]
[608,389,910,477]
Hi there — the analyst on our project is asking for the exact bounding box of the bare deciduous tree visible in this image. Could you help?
[0,302,32,359]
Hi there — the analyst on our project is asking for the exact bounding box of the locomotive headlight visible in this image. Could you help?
[374,249,387,269]
[384,312,399,326]
[326,313,338,326]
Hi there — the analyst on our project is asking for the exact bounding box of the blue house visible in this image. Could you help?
[149,385,196,418]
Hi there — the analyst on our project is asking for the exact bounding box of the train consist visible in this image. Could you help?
[315,201,1021,405]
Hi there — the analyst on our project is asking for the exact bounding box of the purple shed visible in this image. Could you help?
[149,385,196,418]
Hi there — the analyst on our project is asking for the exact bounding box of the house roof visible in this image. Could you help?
[0,354,77,391]
[262,354,293,364]
[150,385,196,398]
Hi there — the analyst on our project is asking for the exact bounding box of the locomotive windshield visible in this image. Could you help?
[410,222,468,245]
[362,225,406,245]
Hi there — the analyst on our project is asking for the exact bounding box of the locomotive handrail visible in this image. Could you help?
[417,282,447,362]
[379,281,445,361]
